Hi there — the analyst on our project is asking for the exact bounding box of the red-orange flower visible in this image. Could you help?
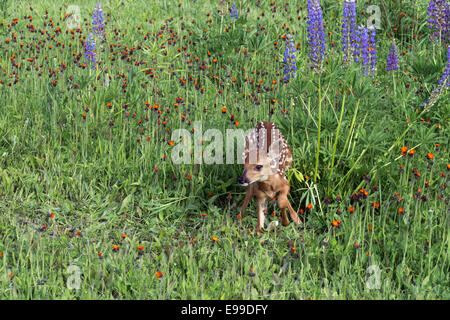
[401,146,408,156]
[332,220,342,227]
[155,271,164,278]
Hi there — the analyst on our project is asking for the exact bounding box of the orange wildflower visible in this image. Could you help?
[401,146,408,155]
[332,220,342,227]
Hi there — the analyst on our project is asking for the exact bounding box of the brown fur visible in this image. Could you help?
[239,122,302,234]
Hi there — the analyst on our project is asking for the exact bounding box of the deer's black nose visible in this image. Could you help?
[238,175,249,185]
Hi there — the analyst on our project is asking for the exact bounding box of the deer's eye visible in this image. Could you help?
[255,165,263,171]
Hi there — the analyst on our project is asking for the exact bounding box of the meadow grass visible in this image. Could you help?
[0,0,448,299]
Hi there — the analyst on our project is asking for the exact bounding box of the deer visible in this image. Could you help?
[238,121,302,235]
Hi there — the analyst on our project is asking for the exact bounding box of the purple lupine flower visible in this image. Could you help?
[283,33,297,82]
[427,0,450,43]
[353,26,361,63]
[342,0,357,62]
[92,2,104,39]
[422,45,449,107]
[369,27,377,77]
[230,2,239,19]
[84,33,96,68]
[307,0,326,71]
[359,26,370,75]
[386,41,399,71]
[438,44,450,86]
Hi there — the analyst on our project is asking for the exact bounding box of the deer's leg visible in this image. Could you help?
[287,201,302,225]
[278,186,302,226]
[278,195,291,226]
[240,184,253,217]
[255,196,267,235]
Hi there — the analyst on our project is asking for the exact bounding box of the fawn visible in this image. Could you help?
[238,121,302,234]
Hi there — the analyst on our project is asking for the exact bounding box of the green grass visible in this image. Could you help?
[0,0,449,299]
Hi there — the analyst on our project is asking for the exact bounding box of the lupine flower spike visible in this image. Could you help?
[386,41,399,71]
[307,0,326,72]
[92,2,104,39]
[283,33,297,82]
[423,44,450,107]
[369,27,377,77]
[84,33,96,69]
[359,26,370,75]
[427,0,450,43]
[230,2,239,19]
[342,0,357,63]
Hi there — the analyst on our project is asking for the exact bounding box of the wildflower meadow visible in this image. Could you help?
[0,0,449,300]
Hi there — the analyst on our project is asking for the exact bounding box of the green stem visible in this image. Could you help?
[328,93,346,194]
[314,76,322,183]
